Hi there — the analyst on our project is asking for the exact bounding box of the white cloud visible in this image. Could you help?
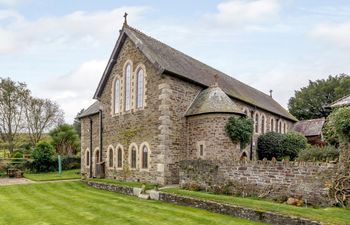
[0,0,24,6]
[311,22,350,47]
[208,0,281,27]
[0,6,148,53]
[33,60,107,123]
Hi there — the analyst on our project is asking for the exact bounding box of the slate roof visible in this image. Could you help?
[94,24,297,122]
[331,94,350,108]
[78,101,100,119]
[186,84,243,116]
[293,118,325,137]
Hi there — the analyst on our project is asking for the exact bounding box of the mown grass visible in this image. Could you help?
[0,181,265,225]
[162,188,350,225]
[24,169,80,181]
[89,178,158,190]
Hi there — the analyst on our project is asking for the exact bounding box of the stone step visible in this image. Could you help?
[138,193,150,200]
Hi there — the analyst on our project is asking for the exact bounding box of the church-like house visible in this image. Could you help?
[79,20,297,185]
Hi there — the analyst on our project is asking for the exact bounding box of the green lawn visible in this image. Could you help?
[89,178,158,190]
[24,169,80,181]
[162,188,350,225]
[0,181,265,225]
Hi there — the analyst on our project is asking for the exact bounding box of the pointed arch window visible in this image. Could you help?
[261,115,265,134]
[86,150,90,166]
[108,148,114,168]
[117,147,123,168]
[114,79,120,114]
[141,145,149,169]
[136,69,144,108]
[131,146,137,169]
[270,118,274,132]
[124,64,131,111]
[279,121,282,133]
[283,123,287,134]
[255,113,259,133]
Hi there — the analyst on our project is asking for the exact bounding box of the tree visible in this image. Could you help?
[49,124,80,156]
[288,74,350,120]
[0,77,30,153]
[225,116,254,149]
[73,109,84,137]
[24,97,64,146]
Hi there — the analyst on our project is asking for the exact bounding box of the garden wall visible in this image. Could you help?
[179,160,337,206]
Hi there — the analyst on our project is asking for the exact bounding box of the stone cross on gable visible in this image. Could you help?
[123,12,128,25]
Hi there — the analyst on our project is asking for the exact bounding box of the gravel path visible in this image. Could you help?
[0,178,34,186]
[0,178,80,186]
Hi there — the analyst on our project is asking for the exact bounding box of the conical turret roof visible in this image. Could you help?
[186,84,243,116]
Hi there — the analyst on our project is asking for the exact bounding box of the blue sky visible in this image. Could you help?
[1,0,349,122]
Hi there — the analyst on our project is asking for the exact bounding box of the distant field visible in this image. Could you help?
[0,182,265,225]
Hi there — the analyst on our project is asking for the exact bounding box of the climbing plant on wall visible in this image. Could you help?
[225,116,254,149]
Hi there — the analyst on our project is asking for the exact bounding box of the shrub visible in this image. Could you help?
[257,132,285,160]
[331,107,350,143]
[226,116,254,149]
[323,115,340,147]
[31,141,56,172]
[298,145,339,162]
[282,132,308,160]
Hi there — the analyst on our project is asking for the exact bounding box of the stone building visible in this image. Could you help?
[293,118,326,146]
[79,22,297,185]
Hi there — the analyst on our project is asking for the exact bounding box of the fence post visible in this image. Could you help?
[58,155,62,175]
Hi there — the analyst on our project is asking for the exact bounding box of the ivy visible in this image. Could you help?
[225,116,254,149]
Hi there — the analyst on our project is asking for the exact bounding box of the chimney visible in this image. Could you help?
[269,90,273,98]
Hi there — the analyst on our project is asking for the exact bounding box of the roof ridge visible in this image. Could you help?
[331,93,350,105]
[125,25,276,101]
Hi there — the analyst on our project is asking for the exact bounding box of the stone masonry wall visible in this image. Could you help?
[95,37,164,184]
[162,74,202,184]
[187,113,242,160]
[180,160,337,205]
[81,114,100,177]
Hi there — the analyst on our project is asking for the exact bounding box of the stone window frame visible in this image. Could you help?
[111,74,121,115]
[128,143,139,170]
[134,63,147,110]
[139,142,151,171]
[196,141,206,159]
[107,145,114,169]
[85,148,90,167]
[283,122,288,134]
[260,113,266,134]
[93,147,100,165]
[115,144,124,170]
[123,60,133,113]
[254,111,260,134]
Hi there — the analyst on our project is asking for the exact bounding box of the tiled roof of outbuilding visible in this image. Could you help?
[78,101,100,119]
[186,84,243,117]
[94,24,297,122]
[293,118,325,137]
